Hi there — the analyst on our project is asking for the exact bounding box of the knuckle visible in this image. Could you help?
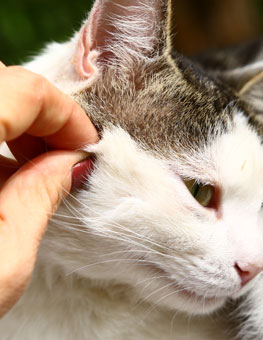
[26,74,47,106]
[10,67,48,109]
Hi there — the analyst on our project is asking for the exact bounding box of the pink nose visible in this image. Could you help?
[235,262,263,287]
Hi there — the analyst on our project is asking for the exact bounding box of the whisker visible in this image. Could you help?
[59,193,177,256]
[141,287,190,322]
[139,281,176,302]
[67,258,161,276]
[51,216,172,260]
[134,274,168,287]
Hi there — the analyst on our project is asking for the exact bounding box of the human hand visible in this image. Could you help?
[0,62,99,317]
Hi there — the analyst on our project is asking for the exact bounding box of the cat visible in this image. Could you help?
[1,0,263,339]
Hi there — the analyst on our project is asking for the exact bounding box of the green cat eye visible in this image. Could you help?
[184,180,214,207]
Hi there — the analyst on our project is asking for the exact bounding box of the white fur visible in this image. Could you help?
[25,39,96,94]
[239,274,263,340]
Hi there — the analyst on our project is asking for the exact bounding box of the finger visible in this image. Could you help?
[0,150,86,316]
[43,103,100,150]
[0,66,99,148]
[7,134,46,165]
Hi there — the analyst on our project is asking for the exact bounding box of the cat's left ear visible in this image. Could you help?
[221,62,263,111]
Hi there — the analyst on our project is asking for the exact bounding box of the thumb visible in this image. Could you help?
[0,150,86,316]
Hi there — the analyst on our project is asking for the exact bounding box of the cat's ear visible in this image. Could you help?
[34,0,176,94]
[238,70,263,111]
[77,0,163,71]
[221,63,263,111]
[237,68,263,112]
[72,0,174,90]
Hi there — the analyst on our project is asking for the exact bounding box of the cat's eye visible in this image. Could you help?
[184,180,214,207]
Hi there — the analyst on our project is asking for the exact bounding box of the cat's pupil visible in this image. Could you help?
[184,180,214,207]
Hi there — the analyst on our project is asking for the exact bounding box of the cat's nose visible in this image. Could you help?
[235,262,263,287]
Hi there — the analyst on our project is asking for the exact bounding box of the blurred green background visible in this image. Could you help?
[0,0,262,65]
[0,0,93,65]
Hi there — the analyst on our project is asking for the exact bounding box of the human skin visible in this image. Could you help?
[0,62,99,317]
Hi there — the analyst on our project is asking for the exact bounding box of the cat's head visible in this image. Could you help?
[32,0,263,315]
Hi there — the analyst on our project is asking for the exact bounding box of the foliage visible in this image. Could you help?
[0,0,93,65]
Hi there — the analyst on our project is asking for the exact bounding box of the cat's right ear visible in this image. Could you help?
[68,0,177,93]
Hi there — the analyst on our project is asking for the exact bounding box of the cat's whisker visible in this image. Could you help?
[59,194,177,255]
[138,281,176,302]
[50,216,186,273]
[60,197,89,219]
[66,257,165,276]
[93,219,179,257]
[52,197,183,266]
[90,248,164,258]
[52,223,152,252]
[49,212,82,220]
[132,277,190,312]
[134,274,169,288]
[51,215,175,260]
[92,215,176,251]
[170,309,181,334]
[139,286,191,323]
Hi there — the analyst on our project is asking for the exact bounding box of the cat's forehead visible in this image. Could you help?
[81,54,263,169]
[84,58,236,154]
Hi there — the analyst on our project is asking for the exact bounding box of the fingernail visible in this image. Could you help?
[71,155,95,190]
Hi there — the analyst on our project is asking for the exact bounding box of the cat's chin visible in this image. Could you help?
[138,264,228,315]
[147,280,227,315]
[172,288,226,315]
